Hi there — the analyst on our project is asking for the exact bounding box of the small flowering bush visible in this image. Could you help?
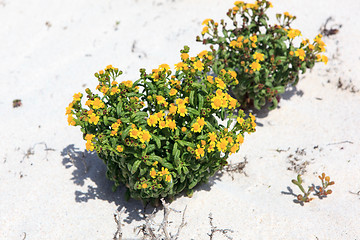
[198,0,328,110]
[66,46,256,203]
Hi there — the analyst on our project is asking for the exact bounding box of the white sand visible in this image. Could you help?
[1,0,359,239]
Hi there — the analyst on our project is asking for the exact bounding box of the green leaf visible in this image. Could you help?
[188,179,198,189]
[177,140,195,148]
[140,167,147,176]
[104,116,109,126]
[174,149,180,161]
[172,142,178,156]
[187,107,200,116]
[189,90,195,105]
[148,155,162,162]
[122,125,132,141]
[116,101,123,116]
[183,166,189,175]
[273,86,285,94]
[108,117,117,122]
[131,160,142,174]
[151,134,161,148]
[198,94,204,109]
[205,121,215,132]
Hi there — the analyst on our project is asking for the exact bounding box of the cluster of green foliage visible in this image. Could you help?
[198,0,327,110]
[67,46,256,204]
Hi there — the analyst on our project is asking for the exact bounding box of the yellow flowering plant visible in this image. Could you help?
[197,0,327,110]
[66,46,256,204]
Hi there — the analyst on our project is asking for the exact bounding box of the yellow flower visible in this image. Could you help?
[174,62,185,71]
[169,88,178,96]
[207,141,215,153]
[201,26,209,35]
[155,111,165,119]
[250,35,257,43]
[116,145,124,152]
[236,134,244,144]
[169,103,178,115]
[295,49,306,61]
[181,53,189,60]
[195,144,205,159]
[229,70,237,79]
[160,167,170,175]
[253,52,264,61]
[198,50,208,59]
[159,120,167,129]
[85,134,95,141]
[202,18,212,25]
[99,70,104,75]
[207,76,214,84]
[230,144,239,154]
[152,161,158,166]
[191,122,202,133]
[92,98,105,109]
[150,168,157,178]
[211,96,222,109]
[287,29,301,39]
[197,117,206,127]
[193,60,204,71]
[88,114,99,125]
[147,114,159,127]
[201,140,206,146]
[129,128,140,139]
[73,92,82,101]
[181,127,187,132]
[176,98,186,106]
[165,174,172,182]
[140,130,151,143]
[86,140,94,151]
[105,65,113,70]
[250,61,261,71]
[217,138,228,152]
[229,98,238,109]
[142,183,148,189]
[166,119,177,131]
[322,55,328,64]
[237,117,244,125]
[156,95,166,105]
[208,132,217,142]
[159,64,170,71]
[122,80,133,88]
[177,105,188,117]
[215,78,226,89]
[110,86,120,95]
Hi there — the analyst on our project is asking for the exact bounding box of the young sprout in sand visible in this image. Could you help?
[292,173,334,203]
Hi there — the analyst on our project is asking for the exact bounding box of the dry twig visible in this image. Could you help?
[207,213,234,240]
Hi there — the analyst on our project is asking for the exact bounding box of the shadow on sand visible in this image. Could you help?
[60,144,223,223]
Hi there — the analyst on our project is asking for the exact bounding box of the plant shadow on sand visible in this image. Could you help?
[61,144,146,223]
[60,144,224,222]
[241,85,304,126]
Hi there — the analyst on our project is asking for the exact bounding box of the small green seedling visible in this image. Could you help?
[292,174,314,203]
[292,173,334,203]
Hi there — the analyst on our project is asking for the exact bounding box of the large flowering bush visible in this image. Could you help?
[198,0,327,110]
[66,46,256,203]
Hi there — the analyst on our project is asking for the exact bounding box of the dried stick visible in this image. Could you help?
[113,208,125,240]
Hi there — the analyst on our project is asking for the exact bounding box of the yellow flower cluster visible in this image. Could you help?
[149,167,172,182]
[110,119,122,136]
[87,110,100,125]
[147,111,177,131]
[287,28,301,39]
[129,124,151,143]
[85,134,95,151]
[211,89,238,110]
[191,117,206,133]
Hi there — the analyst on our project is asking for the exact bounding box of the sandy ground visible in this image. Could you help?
[1,0,360,239]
